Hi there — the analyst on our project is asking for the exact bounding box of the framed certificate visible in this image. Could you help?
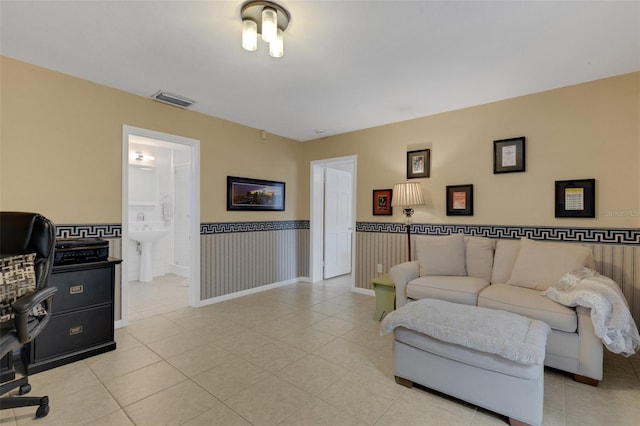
[555,179,595,218]
[494,137,525,174]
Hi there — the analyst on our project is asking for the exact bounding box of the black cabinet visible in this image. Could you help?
[23,258,121,374]
[0,352,15,382]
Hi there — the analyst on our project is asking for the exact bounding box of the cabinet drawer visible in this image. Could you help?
[33,305,113,360]
[49,268,113,311]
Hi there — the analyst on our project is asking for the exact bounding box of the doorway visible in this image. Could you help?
[121,125,200,327]
[310,156,357,284]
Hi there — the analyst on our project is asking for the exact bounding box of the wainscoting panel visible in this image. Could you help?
[592,244,639,327]
[200,228,309,299]
[356,231,408,290]
[355,224,640,328]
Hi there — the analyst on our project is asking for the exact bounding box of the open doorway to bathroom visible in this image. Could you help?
[121,125,200,327]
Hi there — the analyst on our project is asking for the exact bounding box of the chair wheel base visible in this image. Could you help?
[19,384,31,395]
[36,404,49,418]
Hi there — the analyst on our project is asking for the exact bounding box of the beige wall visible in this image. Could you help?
[0,57,305,224]
[303,72,640,229]
[2,57,638,230]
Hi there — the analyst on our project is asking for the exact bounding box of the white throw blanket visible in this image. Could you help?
[380,299,550,365]
[543,268,640,356]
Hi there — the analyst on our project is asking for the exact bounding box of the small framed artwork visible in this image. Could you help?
[446,184,474,216]
[407,149,430,179]
[227,176,285,211]
[372,189,393,216]
[555,179,595,218]
[494,137,525,174]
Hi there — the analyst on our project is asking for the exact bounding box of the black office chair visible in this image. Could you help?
[0,212,57,418]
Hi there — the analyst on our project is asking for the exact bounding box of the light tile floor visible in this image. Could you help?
[2,275,640,425]
[128,274,190,322]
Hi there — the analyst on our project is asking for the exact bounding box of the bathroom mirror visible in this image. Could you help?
[129,165,157,206]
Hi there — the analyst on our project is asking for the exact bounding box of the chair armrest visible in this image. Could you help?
[390,261,419,308]
[12,286,57,344]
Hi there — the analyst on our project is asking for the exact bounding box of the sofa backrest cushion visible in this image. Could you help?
[507,237,595,291]
[464,236,494,281]
[415,234,466,276]
[491,239,521,284]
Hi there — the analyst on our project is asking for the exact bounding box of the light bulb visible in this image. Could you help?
[269,28,284,58]
[242,19,257,51]
[261,7,277,43]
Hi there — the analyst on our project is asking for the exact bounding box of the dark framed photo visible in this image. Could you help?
[494,137,525,174]
[446,184,473,216]
[372,189,393,216]
[407,149,430,179]
[227,176,285,211]
[555,179,595,218]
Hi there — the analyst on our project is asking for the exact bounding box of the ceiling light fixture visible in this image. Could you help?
[241,1,290,58]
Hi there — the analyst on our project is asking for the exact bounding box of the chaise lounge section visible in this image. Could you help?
[390,234,604,384]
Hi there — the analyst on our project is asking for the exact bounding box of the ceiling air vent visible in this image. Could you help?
[151,91,196,108]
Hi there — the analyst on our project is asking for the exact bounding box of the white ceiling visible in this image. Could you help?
[1,1,639,142]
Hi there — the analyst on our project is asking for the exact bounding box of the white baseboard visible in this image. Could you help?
[352,287,375,297]
[197,277,305,307]
[170,263,190,277]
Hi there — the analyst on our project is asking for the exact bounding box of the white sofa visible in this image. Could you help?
[390,234,604,384]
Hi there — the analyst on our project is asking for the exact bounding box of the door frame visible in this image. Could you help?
[121,125,201,327]
[309,155,357,285]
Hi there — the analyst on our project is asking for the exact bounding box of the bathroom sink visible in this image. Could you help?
[129,228,169,243]
[129,227,169,282]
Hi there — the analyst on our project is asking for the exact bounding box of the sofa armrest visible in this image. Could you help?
[390,261,419,308]
[576,305,603,381]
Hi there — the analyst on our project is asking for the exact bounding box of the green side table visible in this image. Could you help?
[371,273,395,321]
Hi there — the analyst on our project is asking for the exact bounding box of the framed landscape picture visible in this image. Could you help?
[372,189,393,215]
[227,176,285,211]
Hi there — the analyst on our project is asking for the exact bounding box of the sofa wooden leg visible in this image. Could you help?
[573,374,599,386]
[509,418,531,426]
[394,376,413,388]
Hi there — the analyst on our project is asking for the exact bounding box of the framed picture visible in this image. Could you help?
[407,149,430,179]
[446,184,473,216]
[372,189,393,216]
[494,137,525,174]
[226,176,285,211]
[555,179,595,218]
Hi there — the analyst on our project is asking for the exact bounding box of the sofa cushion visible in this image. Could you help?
[407,276,489,306]
[415,234,466,276]
[464,236,494,281]
[0,253,46,328]
[490,239,521,285]
[507,238,594,291]
[478,284,577,333]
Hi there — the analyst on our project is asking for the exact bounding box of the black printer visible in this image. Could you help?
[53,237,109,265]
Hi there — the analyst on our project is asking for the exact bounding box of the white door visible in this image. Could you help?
[324,167,353,278]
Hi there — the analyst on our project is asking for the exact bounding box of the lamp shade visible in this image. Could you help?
[391,182,425,207]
